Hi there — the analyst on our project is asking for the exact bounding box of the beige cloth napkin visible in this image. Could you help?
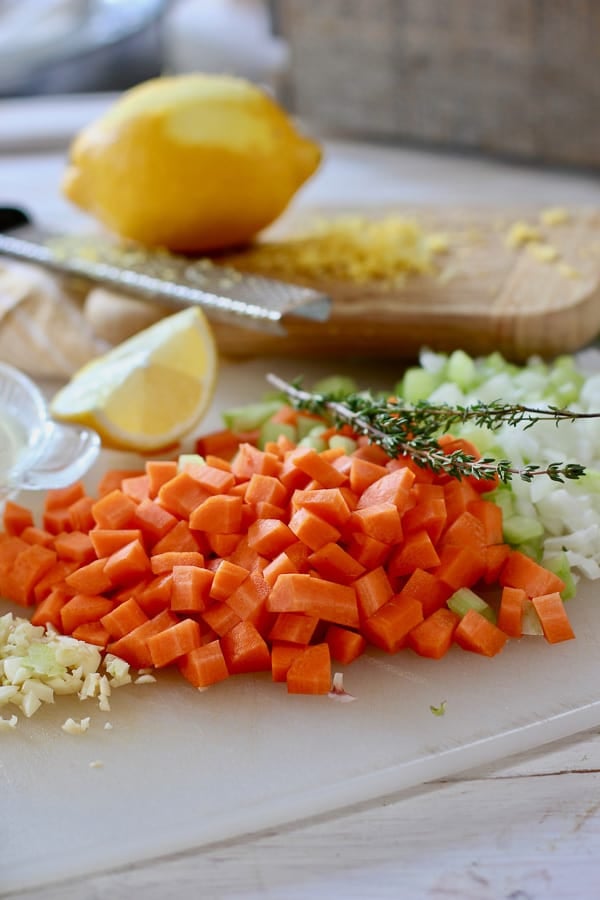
[0,259,169,379]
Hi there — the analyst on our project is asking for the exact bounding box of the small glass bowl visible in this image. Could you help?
[0,361,100,503]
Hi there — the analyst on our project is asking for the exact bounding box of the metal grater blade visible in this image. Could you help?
[0,207,331,334]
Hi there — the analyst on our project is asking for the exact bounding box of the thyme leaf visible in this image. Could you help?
[266,373,594,484]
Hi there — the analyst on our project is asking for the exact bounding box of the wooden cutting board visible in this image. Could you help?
[211,206,600,362]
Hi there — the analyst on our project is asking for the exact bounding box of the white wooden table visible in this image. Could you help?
[2,96,600,900]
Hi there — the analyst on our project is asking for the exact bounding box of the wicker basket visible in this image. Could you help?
[273,0,600,168]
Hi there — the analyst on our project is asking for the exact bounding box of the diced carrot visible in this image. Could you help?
[482,543,511,585]
[267,573,359,628]
[201,601,241,636]
[184,462,236,495]
[157,472,211,519]
[362,596,424,653]
[387,529,441,578]
[402,497,447,544]
[288,507,341,551]
[439,510,486,551]
[531,591,575,644]
[284,540,312,573]
[44,482,86,512]
[220,620,272,674]
[206,532,242,557]
[21,526,54,547]
[386,454,435,484]
[195,428,244,460]
[189,494,243,533]
[71,621,111,648]
[53,530,96,564]
[349,501,403,544]
[68,496,96,533]
[227,535,263,572]
[225,569,270,628]
[30,587,70,628]
[65,557,112,595]
[454,608,508,657]
[100,597,149,639]
[147,618,203,668]
[178,640,230,688]
[349,457,388,495]
[151,520,203,555]
[60,593,115,634]
[89,528,144,558]
[210,559,249,601]
[356,466,415,512]
[353,566,394,620]
[325,624,367,664]
[352,440,391,465]
[91,489,138,530]
[244,473,288,508]
[263,551,298,587]
[231,443,279,480]
[434,544,487,590]
[271,642,305,682]
[497,586,525,638]
[344,533,390,570]
[286,643,331,694]
[103,539,151,586]
[3,500,34,536]
[252,501,286,521]
[308,542,366,583]
[151,550,205,575]
[500,550,566,598]
[204,455,233,472]
[97,469,144,497]
[247,517,297,557]
[133,498,178,544]
[32,559,79,604]
[6,543,58,606]
[467,499,504,545]
[136,573,172,616]
[443,478,480,524]
[42,507,72,535]
[289,446,347,489]
[293,487,352,528]
[170,565,214,613]
[268,612,319,644]
[145,459,179,497]
[121,474,151,504]
[407,607,460,659]
[395,568,452,618]
[107,610,180,668]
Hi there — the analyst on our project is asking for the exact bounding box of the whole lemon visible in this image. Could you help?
[62,74,322,253]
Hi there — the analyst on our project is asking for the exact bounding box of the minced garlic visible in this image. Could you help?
[527,242,560,263]
[506,221,542,248]
[540,207,570,226]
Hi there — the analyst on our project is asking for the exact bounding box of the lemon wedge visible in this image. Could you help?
[50,307,217,452]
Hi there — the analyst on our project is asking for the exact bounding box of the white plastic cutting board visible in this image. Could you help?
[2,356,600,894]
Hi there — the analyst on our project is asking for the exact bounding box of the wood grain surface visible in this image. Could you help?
[214,206,600,363]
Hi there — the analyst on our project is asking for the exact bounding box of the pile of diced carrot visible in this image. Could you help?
[0,414,575,695]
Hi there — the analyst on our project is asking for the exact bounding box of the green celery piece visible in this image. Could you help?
[503,515,545,546]
[296,413,324,440]
[312,375,357,396]
[178,453,205,471]
[258,419,297,449]
[329,435,357,454]
[223,400,283,432]
[446,349,477,391]
[398,367,442,403]
[543,552,577,601]
[447,588,496,623]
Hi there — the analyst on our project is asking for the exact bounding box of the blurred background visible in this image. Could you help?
[1,0,600,168]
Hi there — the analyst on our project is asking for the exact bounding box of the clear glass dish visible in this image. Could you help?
[0,361,100,503]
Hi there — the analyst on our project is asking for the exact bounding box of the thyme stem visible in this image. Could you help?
[266,373,592,484]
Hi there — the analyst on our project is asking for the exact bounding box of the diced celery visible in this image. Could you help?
[297,413,324,440]
[521,599,544,636]
[503,515,545,545]
[487,486,515,519]
[447,587,496,623]
[399,367,442,403]
[222,400,283,432]
[446,349,477,390]
[178,453,204,471]
[328,435,357,454]
[298,434,327,452]
[543,552,577,601]
[259,419,297,449]
[312,375,357,396]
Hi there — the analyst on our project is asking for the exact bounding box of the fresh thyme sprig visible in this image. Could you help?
[266,373,594,484]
